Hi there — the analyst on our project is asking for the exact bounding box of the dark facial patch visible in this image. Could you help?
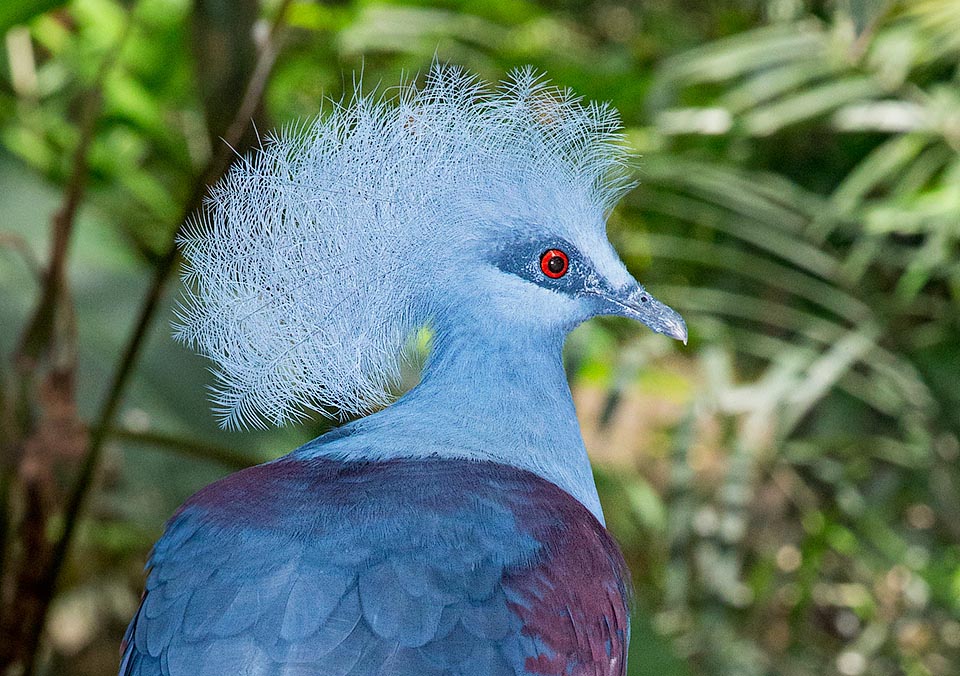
[492,236,592,296]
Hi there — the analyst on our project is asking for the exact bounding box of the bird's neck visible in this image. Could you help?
[301,322,603,522]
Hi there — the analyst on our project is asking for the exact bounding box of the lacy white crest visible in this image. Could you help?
[174,65,632,429]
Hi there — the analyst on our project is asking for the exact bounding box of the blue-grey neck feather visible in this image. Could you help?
[296,313,603,522]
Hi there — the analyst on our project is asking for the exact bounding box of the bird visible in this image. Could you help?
[119,65,687,676]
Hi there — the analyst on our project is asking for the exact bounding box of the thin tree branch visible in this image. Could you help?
[107,428,257,471]
[0,232,43,282]
[13,20,130,369]
[21,2,294,673]
[0,15,133,673]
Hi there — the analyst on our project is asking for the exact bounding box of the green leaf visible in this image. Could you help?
[719,59,841,114]
[831,134,932,215]
[633,233,871,321]
[742,76,880,135]
[651,21,826,95]
[0,0,65,34]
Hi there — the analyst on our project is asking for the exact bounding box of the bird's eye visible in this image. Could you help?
[540,249,569,279]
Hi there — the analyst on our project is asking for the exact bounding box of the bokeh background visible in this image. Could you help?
[1,1,959,674]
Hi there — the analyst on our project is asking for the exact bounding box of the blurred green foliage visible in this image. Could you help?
[0,1,958,675]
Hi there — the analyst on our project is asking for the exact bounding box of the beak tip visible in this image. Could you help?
[665,317,688,345]
[675,328,689,346]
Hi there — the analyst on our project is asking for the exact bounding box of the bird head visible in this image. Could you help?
[460,225,686,342]
[174,65,685,429]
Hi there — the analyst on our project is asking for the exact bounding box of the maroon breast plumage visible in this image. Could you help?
[121,456,631,676]
[500,469,631,676]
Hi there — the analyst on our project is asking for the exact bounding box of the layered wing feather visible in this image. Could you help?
[120,456,629,676]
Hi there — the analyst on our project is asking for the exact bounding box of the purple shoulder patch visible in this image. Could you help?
[178,456,312,523]
[504,478,631,676]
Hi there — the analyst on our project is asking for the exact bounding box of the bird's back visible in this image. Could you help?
[119,445,631,676]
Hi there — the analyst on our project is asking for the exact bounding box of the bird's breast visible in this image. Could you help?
[121,455,631,676]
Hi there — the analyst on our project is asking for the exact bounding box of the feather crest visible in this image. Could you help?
[174,65,632,429]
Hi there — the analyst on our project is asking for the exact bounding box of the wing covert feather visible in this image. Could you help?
[120,456,630,676]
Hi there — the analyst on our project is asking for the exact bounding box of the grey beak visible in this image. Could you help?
[593,285,688,344]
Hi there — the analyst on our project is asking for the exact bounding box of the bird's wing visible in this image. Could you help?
[120,456,630,676]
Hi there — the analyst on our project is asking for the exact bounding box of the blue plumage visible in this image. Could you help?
[122,65,686,675]
[122,454,629,676]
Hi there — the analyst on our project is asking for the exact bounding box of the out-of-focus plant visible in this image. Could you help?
[593,2,960,675]
[0,0,291,673]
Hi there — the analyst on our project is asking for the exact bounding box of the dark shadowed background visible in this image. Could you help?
[1,1,958,675]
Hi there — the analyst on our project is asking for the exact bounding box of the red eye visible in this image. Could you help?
[540,249,569,279]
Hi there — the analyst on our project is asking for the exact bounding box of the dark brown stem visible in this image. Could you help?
[13,25,128,370]
[0,15,132,674]
[15,2,293,674]
[108,428,256,471]
[0,232,43,282]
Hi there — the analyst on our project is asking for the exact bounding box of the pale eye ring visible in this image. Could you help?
[540,249,569,278]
